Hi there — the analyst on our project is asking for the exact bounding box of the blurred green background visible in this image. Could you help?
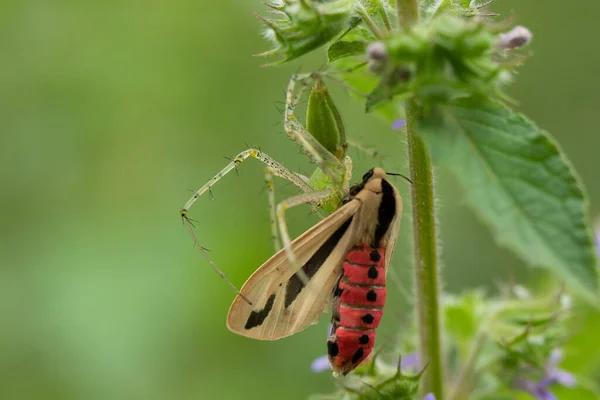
[1,1,599,399]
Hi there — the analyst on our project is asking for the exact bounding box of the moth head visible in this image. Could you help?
[362,168,387,194]
[347,168,388,199]
[360,167,386,183]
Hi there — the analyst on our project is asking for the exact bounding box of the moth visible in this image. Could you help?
[227,167,402,375]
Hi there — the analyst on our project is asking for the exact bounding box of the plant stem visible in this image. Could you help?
[378,7,392,32]
[405,99,444,399]
[357,5,384,39]
[397,2,444,397]
[396,0,419,28]
[449,329,488,400]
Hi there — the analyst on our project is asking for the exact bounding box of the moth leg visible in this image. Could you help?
[284,73,346,186]
[180,148,313,304]
[276,189,333,283]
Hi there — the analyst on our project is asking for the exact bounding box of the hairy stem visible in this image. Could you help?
[357,5,384,39]
[396,2,444,397]
[406,99,444,399]
[396,0,419,28]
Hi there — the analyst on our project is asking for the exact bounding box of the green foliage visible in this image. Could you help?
[256,0,356,65]
[424,0,499,18]
[417,98,599,298]
[250,0,600,399]
[366,15,511,111]
[442,288,577,398]
[327,40,367,62]
[309,356,423,400]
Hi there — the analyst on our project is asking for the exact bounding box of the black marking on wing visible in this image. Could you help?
[244,293,276,330]
[284,218,353,308]
[373,179,397,246]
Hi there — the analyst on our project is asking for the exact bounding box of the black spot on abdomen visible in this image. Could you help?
[351,348,364,364]
[366,290,377,302]
[368,266,378,279]
[361,314,374,324]
[327,340,339,358]
[370,250,380,262]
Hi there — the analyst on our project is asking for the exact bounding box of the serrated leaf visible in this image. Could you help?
[256,0,355,65]
[327,40,366,63]
[365,81,392,112]
[417,98,599,300]
[330,57,398,120]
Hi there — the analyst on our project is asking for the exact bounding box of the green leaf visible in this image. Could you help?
[444,291,483,354]
[417,98,599,300]
[256,0,355,65]
[365,80,393,112]
[327,40,366,63]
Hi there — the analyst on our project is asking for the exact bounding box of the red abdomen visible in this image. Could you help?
[327,244,386,375]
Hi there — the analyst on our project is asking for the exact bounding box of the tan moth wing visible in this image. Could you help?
[227,199,361,340]
[383,187,403,276]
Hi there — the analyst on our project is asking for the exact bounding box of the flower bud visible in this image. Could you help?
[498,26,532,49]
[367,41,388,61]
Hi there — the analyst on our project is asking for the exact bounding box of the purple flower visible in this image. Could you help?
[423,394,436,400]
[311,355,330,373]
[392,119,406,130]
[400,352,420,370]
[515,349,575,400]
[310,351,419,373]
[545,350,576,387]
[498,26,533,49]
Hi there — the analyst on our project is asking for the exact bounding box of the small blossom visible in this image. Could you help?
[546,349,576,387]
[594,223,600,257]
[311,355,331,373]
[424,394,436,400]
[516,378,557,400]
[367,42,388,74]
[498,26,532,49]
[400,352,420,370]
[392,119,406,130]
[367,41,388,61]
[310,351,419,373]
[515,348,575,400]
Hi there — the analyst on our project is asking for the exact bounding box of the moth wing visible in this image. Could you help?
[227,199,361,340]
[384,186,403,274]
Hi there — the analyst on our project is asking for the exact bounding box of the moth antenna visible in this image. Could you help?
[182,216,253,306]
[386,171,412,184]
